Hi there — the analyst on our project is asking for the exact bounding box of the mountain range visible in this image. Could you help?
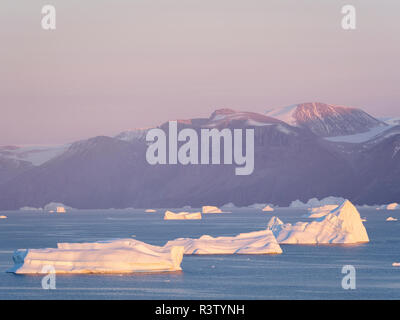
[0,102,399,210]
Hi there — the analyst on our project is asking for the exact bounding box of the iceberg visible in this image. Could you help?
[262,205,274,212]
[289,196,345,209]
[8,239,184,274]
[202,206,223,214]
[145,209,157,213]
[44,202,73,212]
[393,262,400,267]
[221,202,237,209]
[267,200,369,244]
[20,207,43,211]
[386,203,400,210]
[386,217,398,221]
[0,215,7,219]
[164,210,202,220]
[248,203,266,209]
[302,204,339,218]
[165,229,282,255]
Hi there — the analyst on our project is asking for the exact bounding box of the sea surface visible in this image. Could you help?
[0,207,399,299]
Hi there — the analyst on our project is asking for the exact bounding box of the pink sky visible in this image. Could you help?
[0,0,399,145]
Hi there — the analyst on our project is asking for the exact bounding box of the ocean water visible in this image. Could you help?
[0,207,399,300]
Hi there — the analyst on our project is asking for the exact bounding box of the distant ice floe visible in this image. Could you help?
[302,204,339,218]
[164,210,202,220]
[42,202,73,213]
[262,205,274,212]
[202,206,224,214]
[0,215,7,219]
[221,203,236,210]
[248,203,266,209]
[8,239,184,274]
[386,203,400,210]
[145,209,157,213]
[268,200,369,244]
[393,262,400,267]
[20,207,43,211]
[386,217,398,221]
[289,196,345,209]
[165,229,282,255]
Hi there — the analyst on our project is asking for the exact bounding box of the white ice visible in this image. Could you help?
[202,206,224,214]
[164,210,202,220]
[262,205,275,212]
[386,203,400,210]
[9,238,184,274]
[165,229,282,255]
[302,204,339,218]
[268,200,369,244]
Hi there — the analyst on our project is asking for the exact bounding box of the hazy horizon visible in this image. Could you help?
[1,0,399,145]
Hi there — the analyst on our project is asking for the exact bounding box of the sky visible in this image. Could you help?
[0,0,399,145]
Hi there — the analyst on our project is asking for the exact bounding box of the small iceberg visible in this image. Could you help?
[20,207,43,211]
[44,202,73,212]
[248,203,266,209]
[165,229,282,255]
[221,203,237,210]
[267,200,369,244]
[164,210,202,220]
[302,204,339,218]
[386,203,400,210]
[386,217,398,221]
[8,239,184,274]
[145,209,157,213]
[392,262,400,267]
[202,206,223,214]
[0,215,7,219]
[262,205,274,212]
[290,196,345,208]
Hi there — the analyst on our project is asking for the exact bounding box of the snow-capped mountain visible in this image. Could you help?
[265,102,387,137]
[0,104,398,210]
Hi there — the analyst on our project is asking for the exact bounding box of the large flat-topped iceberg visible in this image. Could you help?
[267,200,369,244]
[165,229,282,255]
[9,239,184,274]
[164,210,202,220]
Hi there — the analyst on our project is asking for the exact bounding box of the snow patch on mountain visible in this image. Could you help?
[325,125,394,143]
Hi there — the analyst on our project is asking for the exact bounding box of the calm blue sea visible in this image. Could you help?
[0,207,399,299]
